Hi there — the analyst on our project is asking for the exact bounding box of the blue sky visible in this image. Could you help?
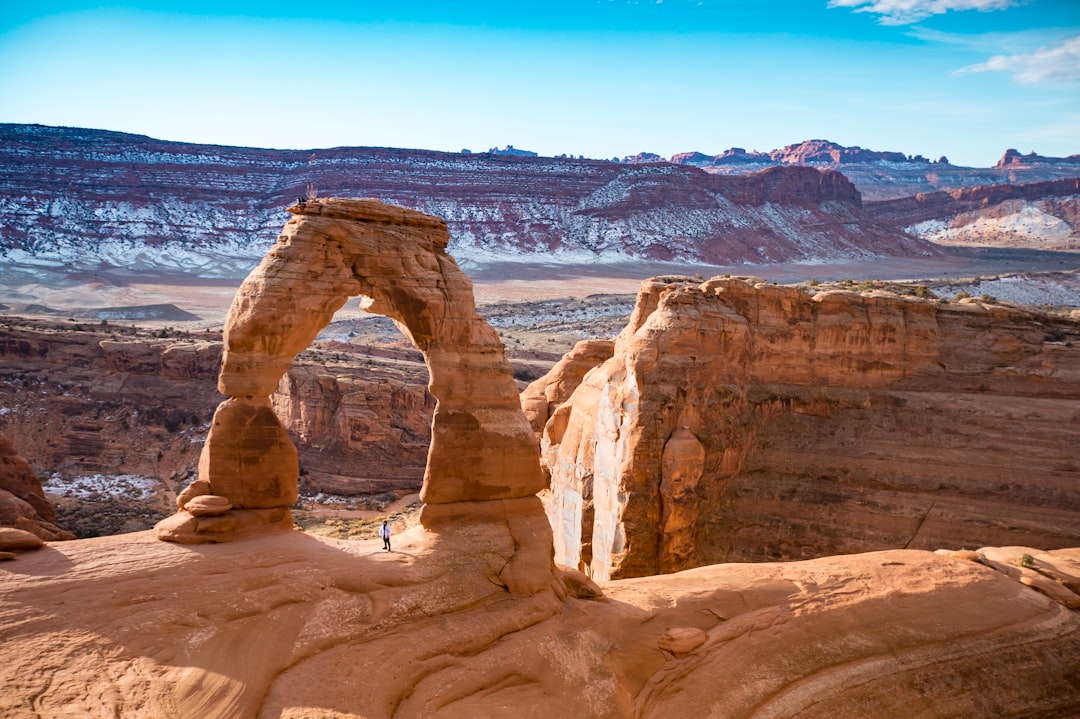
[1,0,1077,166]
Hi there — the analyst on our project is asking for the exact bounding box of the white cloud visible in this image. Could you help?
[960,35,1080,83]
[827,0,1018,26]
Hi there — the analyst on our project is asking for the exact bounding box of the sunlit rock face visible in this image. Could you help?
[155,199,551,588]
[536,276,1080,580]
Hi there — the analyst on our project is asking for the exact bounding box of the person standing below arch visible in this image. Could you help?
[380,520,391,551]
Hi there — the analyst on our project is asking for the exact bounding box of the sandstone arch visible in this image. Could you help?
[155,199,549,559]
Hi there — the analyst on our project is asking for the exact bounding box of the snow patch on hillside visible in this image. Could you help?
[908,198,1078,248]
[937,273,1080,307]
[43,473,161,500]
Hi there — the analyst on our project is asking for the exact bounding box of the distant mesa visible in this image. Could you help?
[78,304,202,321]
[619,151,665,164]
[2,123,1077,273]
[9,303,60,316]
[486,144,538,157]
[1,303,200,322]
[667,140,947,168]
[996,147,1080,168]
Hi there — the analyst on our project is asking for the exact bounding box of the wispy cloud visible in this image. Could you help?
[827,0,1018,26]
[959,35,1080,83]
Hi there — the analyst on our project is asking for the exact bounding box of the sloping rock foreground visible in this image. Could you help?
[526,276,1080,580]
[1,529,1078,717]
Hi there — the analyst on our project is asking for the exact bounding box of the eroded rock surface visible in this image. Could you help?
[1,530,1078,717]
[535,276,1080,580]
[155,199,550,591]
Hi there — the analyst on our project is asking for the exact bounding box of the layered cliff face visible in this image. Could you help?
[0,319,438,535]
[271,355,434,495]
[0,124,933,279]
[0,322,222,483]
[867,177,1080,251]
[534,277,1080,580]
[0,321,224,535]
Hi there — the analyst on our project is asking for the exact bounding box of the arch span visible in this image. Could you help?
[155,198,548,549]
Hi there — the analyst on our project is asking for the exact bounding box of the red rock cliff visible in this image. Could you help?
[534,277,1080,580]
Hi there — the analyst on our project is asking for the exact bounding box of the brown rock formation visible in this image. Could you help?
[0,433,73,541]
[659,427,705,569]
[2,529,1078,717]
[0,526,46,551]
[537,276,1080,580]
[520,338,614,436]
[0,325,223,482]
[155,198,551,591]
[996,148,1080,169]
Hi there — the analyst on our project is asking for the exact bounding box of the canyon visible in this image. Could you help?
[0,317,436,536]
[2,198,1079,716]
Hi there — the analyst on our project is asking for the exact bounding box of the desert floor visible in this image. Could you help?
[2,247,1078,330]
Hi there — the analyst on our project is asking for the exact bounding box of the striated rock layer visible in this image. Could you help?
[272,354,435,495]
[155,198,551,595]
[533,276,1080,580]
[1,529,1078,717]
[0,124,935,276]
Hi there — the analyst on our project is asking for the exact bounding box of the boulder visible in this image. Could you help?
[0,434,74,541]
[176,478,212,509]
[184,495,232,517]
[0,527,46,551]
[658,627,708,656]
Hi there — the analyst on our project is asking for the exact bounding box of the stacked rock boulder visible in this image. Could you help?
[0,433,73,557]
[154,198,552,593]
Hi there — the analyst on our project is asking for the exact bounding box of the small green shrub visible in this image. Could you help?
[1020,553,1035,569]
